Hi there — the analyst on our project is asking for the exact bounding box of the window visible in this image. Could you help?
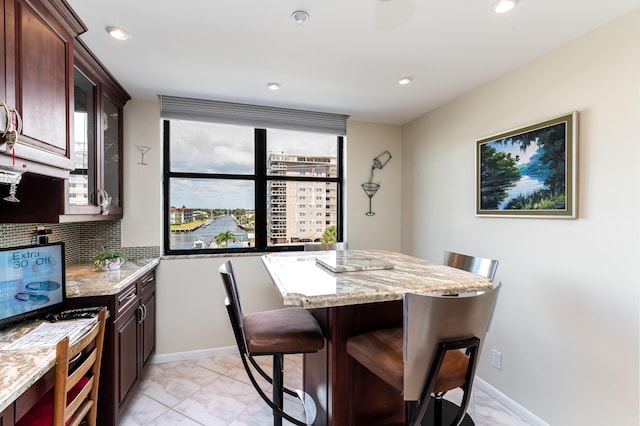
[163,119,344,254]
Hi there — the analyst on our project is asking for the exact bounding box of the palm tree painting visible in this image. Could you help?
[476,113,576,218]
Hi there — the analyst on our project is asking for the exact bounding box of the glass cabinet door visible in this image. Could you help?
[102,98,121,211]
[70,69,96,207]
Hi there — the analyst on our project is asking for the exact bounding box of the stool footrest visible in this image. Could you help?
[295,389,317,425]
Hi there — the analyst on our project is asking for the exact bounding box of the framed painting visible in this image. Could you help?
[476,112,577,218]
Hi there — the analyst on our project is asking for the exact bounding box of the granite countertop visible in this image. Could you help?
[262,249,493,309]
[66,258,160,297]
[0,320,57,413]
[0,258,160,413]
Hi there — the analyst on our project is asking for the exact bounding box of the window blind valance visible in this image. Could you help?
[159,95,348,135]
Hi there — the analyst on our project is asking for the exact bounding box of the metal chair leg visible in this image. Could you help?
[434,395,443,425]
[273,354,284,426]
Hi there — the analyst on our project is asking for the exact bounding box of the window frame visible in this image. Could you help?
[163,120,345,255]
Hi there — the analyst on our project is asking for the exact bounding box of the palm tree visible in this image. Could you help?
[320,226,337,244]
[215,230,237,248]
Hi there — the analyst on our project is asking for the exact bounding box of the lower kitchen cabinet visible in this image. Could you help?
[0,404,14,426]
[65,268,156,425]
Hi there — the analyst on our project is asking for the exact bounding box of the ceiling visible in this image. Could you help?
[67,0,639,125]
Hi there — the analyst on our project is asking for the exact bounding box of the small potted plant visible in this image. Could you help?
[92,249,127,271]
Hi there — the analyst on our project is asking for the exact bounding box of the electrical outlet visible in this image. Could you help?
[491,349,502,370]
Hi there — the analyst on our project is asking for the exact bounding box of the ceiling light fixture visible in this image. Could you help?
[291,10,309,24]
[106,26,129,40]
[267,82,281,91]
[398,77,413,85]
[493,0,518,14]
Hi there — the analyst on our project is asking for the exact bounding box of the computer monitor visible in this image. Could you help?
[0,242,66,329]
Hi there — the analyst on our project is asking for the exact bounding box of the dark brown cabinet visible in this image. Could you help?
[61,40,129,221]
[0,0,6,106]
[0,403,14,426]
[65,268,156,425]
[115,295,140,407]
[1,0,85,172]
[140,273,157,369]
[0,0,84,223]
[0,1,129,223]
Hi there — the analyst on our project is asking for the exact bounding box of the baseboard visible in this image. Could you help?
[474,378,549,426]
[150,345,238,364]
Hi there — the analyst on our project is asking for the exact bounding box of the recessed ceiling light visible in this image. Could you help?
[267,82,281,91]
[398,77,413,85]
[106,26,129,40]
[493,0,518,14]
[292,10,309,24]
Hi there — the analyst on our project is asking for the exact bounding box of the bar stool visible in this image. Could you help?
[218,260,325,426]
[16,307,107,426]
[347,284,501,425]
[443,251,499,281]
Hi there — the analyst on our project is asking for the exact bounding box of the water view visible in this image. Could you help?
[170,214,250,250]
[497,175,547,209]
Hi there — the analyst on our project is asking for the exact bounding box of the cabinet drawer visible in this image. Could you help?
[140,271,155,294]
[115,284,138,319]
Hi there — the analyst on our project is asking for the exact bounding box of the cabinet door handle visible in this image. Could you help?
[142,303,147,321]
[137,305,144,324]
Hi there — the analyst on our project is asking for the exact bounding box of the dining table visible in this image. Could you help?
[261,248,493,425]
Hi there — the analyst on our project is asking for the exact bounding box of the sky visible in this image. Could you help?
[169,119,338,209]
[487,139,539,165]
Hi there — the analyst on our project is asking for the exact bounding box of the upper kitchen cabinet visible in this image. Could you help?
[0,0,130,222]
[60,39,129,221]
[1,0,86,176]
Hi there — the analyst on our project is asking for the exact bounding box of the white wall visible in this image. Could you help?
[122,99,162,247]
[121,102,403,354]
[401,10,639,425]
[346,120,402,251]
[156,256,285,353]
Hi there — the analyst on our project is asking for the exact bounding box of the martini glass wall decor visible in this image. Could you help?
[362,182,380,216]
[135,145,151,165]
[361,150,391,216]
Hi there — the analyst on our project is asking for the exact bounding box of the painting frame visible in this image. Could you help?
[476,112,577,218]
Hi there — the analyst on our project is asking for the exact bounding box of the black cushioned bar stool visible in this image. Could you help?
[218,260,325,426]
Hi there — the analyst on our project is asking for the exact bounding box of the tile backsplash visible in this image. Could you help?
[0,221,159,264]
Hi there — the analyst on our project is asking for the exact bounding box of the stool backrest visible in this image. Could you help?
[403,283,501,401]
[219,261,248,353]
[443,251,499,281]
[304,242,349,251]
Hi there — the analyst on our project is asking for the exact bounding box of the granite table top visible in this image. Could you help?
[0,258,160,413]
[262,249,493,309]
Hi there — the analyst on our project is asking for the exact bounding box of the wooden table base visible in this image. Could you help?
[305,300,404,425]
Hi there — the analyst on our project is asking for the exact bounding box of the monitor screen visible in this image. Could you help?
[0,242,66,329]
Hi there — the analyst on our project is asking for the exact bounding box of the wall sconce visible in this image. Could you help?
[361,150,392,216]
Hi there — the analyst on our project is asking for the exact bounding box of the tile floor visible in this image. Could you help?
[119,353,531,425]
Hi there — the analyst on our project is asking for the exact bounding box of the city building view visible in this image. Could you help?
[169,152,338,250]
